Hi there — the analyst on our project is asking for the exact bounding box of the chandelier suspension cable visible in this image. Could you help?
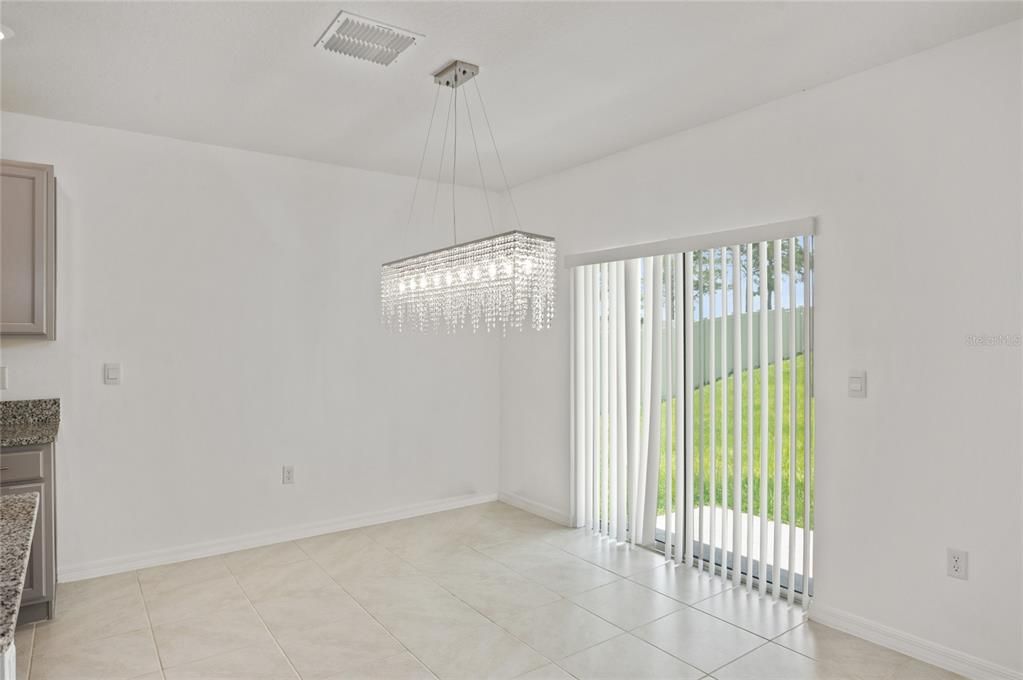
[404,84,442,232]
[431,87,456,230]
[473,78,522,229]
[452,85,458,245]
[464,83,497,235]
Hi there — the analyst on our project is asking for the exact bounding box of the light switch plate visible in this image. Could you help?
[848,370,867,398]
[0,366,7,390]
[103,363,122,385]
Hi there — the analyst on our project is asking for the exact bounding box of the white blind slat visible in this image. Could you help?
[616,261,629,544]
[637,257,654,544]
[758,242,769,592]
[585,265,595,532]
[642,256,664,546]
[745,243,754,592]
[572,270,582,527]
[721,248,730,583]
[682,252,693,566]
[597,261,605,531]
[664,258,674,559]
[787,239,798,603]
[772,241,783,599]
[605,263,613,535]
[699,254,708,569]
[708,249,718,574]
[732,245,742,587]
[625,260,642,546]
[802,237,812,606]
[593,267,600,531]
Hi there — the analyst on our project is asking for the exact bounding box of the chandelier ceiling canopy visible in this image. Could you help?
[380,60,557,335]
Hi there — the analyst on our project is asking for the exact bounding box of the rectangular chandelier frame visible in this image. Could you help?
[381,230,556,334]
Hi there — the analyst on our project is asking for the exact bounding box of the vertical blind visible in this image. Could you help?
[571,232,814,603]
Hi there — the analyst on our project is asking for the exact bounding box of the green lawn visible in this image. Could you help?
[656,353,814,529]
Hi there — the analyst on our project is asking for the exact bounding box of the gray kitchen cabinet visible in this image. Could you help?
[0,444,56,622]
[1,160,56,339]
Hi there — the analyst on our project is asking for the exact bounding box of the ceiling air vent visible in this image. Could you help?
[315,11,420,66]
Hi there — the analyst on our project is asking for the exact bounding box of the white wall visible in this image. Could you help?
[500,22,1022,675]
[0,113,503,579]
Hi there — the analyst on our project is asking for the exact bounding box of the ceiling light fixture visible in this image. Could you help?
[380,61,556,335]
[315,11,420,66]
[0,25,13,40]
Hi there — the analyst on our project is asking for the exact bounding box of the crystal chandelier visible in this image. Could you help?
[381,60,556,334]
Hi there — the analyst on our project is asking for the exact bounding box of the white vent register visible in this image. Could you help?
[315,11,420,66]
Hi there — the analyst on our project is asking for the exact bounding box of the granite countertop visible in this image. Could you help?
[1,399,60,448]
[0,493,39,655]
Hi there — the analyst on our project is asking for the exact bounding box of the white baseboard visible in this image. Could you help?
[810,603,1022,680]
[498,491,570,526]
[58,492,499,583]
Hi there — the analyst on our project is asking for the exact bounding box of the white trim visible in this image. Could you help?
[810,604,1023,680]
[0,643,14,680]
[498,491,571,526]
[58,492,499,583]
[563,217,816,268]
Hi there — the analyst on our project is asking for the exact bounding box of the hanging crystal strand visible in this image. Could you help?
[381,232,554,334]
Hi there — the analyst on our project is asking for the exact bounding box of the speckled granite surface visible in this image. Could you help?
[1,399,60,448]
[0,493,39,655]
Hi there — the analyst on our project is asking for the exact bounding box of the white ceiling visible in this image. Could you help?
[2,2,1019,188]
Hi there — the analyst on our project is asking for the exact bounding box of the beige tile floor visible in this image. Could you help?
[14,502,964,680]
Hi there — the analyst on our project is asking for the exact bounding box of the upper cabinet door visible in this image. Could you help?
[1,160,56,339]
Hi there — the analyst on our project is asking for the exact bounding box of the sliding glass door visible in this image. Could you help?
[571,229,814,603]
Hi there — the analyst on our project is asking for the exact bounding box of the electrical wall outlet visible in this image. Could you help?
[282,465,295,485]
[947,548,968,580]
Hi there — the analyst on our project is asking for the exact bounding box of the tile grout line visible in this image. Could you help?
[240,599,303,679]
[37,560,309,674]
[704,639,774,676]
[139,556,293,674]
[28,580,166,669]
[766,635,820,663]
[20,622,35,680]
[140,557,280,674]
[135,569,168,680]
[222,561,304,680]
[293,538,441,680]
